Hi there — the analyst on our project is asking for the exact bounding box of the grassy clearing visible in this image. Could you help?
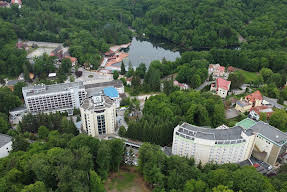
[235,70,258,83]
[105,167,151,192]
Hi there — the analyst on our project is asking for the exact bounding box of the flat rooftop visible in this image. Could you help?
[0,134,12,148]
[236,118,287,146]
[81,95,114,111]
[250,121,287,146]
[236,118,257,130]
[179,123,245,141]
[23,82,84,96]
[84,80,123,89]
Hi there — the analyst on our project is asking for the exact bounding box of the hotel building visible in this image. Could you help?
[22,82,86,115]
[172,118,287,165]
[80,95,116,137]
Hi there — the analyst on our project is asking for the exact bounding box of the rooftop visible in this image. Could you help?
[236,118,257,130]
[236,100,250,107]
[245,91,263,102]
[84,80,123,89]
[103,87,119,98]
[81,95,114,111]
[23,82,84,96]
[250,121,287,146]
[216,78,231,90]
[0,134,12,148]
[179,123,245,141]
[6,80,21,86]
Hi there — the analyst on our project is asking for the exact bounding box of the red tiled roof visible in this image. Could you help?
[11,0,21,4]
[65,56,77,63]
[250,106,273,118]
[219,66,225,72]
[228,66,235,72]
[245,90,262,103]
[0,1,9,6]
[216,78,231,91]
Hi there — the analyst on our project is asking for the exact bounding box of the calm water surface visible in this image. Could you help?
[113,37,181,68]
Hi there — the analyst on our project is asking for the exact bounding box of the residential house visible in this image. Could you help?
[50,45,64,59]
[173,80,189,90]
[210,78,231,98]
[208,64,227,79]
[235,91,263,113]
[0,1,10,8]
[11,0,21,8]
[6,80,22,91]
[16,41,28,50]
[250,106,273,119]
[227,66,237,73]
[64,56,77,66]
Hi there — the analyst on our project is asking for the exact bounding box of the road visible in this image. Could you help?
[196,81,214,91]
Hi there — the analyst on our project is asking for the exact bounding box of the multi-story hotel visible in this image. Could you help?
[172,123,255,165]
[80,95,116,137]
[172,118,287,165]
[22,82,86,115]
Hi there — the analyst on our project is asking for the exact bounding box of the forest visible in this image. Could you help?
[138,143,287,192]
[1,0,287,78]
[125,91,225,146]
[0,132,124,192]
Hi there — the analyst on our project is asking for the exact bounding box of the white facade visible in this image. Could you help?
[217,87,228,98]
[0,134,12,158]
[80,95,116,137]
[172,123,255,165]
[22,82,86,114]
[172,120,287,166]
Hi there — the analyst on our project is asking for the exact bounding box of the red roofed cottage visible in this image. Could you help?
[210,78,231,98]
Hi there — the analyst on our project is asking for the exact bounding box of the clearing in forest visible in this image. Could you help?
[105,167,151,192]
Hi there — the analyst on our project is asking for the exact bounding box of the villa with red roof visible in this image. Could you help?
[208,64,228,79]
[210,78,231,98]
[11,0,21,7]
[235,91,263,113]
[0,1,10,8]
[64,56,77,66]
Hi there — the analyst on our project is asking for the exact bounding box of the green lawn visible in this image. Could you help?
[235,70,258,83]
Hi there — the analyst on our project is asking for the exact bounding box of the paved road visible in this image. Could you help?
[263,96,285,110]
[196,81,214,91]
[225,108,240,119]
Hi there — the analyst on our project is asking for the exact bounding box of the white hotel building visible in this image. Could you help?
[22,82,86,115]
[172,123,255,165]
[172,119,287,165]
[80,95,116,137]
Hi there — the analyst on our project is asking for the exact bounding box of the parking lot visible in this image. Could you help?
[75,68,113,84]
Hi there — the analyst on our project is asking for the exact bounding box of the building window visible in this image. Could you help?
[97,115,106,135]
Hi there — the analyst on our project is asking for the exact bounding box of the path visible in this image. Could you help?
[196,81,214,91]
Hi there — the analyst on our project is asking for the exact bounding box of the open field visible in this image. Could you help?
[235,70,259,83]
[105,167,151,192]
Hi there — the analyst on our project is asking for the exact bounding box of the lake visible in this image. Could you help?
[113,37,181,69]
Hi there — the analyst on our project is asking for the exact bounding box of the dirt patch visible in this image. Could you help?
[105,167,151,192]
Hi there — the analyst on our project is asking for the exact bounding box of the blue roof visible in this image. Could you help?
[103,87,119,98]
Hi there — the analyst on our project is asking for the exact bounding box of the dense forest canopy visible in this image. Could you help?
[1,0,287,76]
